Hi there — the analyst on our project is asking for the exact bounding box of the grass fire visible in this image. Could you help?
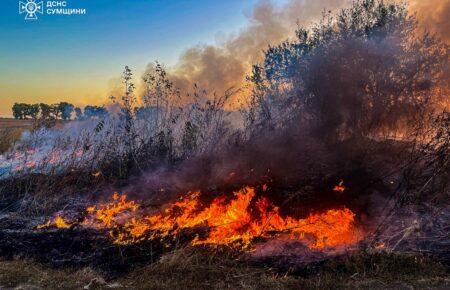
[0,0,448,289]
[39,186,362,249]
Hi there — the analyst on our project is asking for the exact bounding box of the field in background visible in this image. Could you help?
[0,118,34,154]
[0,118,71,154]
[0,118,34,129]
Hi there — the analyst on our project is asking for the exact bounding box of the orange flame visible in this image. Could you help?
[38,187,362,249]
[49,151,61,164]
[37,215,71,229]
[26,160,37,168]
[374,242,386,249]
[333,180,346,193]
[54,216,71,228]
[92,171,102,177]
[83,192,139,228]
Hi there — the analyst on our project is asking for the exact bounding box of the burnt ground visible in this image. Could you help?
[0,214,191,277]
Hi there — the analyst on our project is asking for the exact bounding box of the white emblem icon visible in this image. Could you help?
[19,0,44,20]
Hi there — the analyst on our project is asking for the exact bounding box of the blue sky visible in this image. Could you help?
[0,0,259,116]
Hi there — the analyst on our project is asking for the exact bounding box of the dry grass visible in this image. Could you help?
[0,250,447,289]
[0,259,99,289]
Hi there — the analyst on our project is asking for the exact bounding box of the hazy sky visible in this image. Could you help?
[0,0,260,117]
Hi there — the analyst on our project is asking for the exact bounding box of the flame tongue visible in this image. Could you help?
[39,187,363,249]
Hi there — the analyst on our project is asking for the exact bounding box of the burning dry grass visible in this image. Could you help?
[38,186,363,250]
[0,251,447,289]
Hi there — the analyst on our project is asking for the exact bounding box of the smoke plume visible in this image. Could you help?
[142,0,448,105]
[410,0,450,43]
[147,0,350,101]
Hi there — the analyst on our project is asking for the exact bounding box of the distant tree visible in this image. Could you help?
[12,103,25,119]
[84,105,108,119]
[134,106,148,119]
[12,103,40,119]
[39,103,53,119]
[12,102,75,120]
[74,107,84,120]
[58,102,74,120]
[134,106,166,126]
[84,106,95,118]
[27,104,40,119]
[50,104,62,119]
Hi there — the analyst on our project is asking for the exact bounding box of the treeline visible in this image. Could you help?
[12,103,108,120]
